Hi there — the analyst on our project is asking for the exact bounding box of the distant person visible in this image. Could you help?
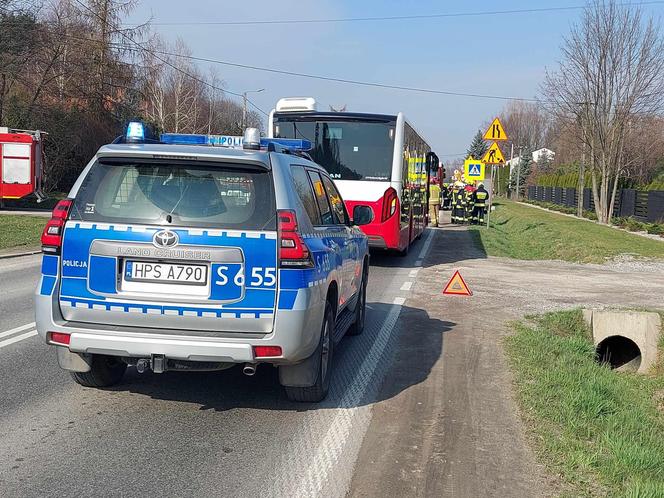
[451,182,466,224]
[472,183,489,224]
[428,178,441,227]
[464,182,477,224]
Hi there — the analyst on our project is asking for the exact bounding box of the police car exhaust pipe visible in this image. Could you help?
[243,363,257,376]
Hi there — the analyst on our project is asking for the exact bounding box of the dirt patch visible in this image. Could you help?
[655,390,664,414]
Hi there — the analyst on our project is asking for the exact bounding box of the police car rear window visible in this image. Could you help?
[70,160,276,230]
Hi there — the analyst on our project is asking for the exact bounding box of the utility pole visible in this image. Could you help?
[242,88,265,130]
[515,146,523,201]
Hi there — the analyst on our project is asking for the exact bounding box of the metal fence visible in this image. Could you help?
[526,186,664,223]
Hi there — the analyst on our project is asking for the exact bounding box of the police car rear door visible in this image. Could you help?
[58,151,278,334]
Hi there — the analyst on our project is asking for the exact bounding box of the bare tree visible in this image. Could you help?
[543,0,664,224]
[500,100,550,155]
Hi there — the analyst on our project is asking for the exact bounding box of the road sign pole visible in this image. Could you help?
[486,165,495,228]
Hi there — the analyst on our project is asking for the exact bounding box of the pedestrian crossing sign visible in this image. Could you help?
[464,157,485,181]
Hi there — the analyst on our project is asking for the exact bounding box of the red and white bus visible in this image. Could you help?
[269,98,436,254]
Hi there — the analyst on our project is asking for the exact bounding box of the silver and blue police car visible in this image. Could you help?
[35,124,372,402]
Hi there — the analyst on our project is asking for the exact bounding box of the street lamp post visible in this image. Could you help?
[242,88,265,130]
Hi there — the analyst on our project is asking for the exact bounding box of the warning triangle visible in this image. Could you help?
[442,270,472,296]
[483,118,508,141]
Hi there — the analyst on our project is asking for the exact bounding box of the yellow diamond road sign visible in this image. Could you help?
[483,118,508,141]
[464,158,485,182]
[482,142,505,164]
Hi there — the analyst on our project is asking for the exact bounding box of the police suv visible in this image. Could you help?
[35,124,372,402]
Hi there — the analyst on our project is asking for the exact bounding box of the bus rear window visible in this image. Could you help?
[70,160,276,230]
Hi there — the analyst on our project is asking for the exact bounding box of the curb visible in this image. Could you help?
[516,202,664,243]
[0,249,42,260]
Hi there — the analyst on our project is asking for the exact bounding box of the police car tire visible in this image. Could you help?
[347,271,367,336]
[71,355,127,388]
[284,303,334,403]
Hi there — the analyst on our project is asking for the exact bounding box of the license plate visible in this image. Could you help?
[124,261,208,286]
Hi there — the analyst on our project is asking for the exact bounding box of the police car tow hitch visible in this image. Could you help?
[135,355,166,374]
[243,363,257,376]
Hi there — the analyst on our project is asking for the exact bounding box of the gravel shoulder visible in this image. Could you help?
[348,214,664,497]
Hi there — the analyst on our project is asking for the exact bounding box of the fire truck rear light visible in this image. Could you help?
[48,332,70,346]
[253,346,282,358]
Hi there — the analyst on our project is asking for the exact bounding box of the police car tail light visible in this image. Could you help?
[41,199,73,253]
[381,188,398,222]
[278,210,313,267]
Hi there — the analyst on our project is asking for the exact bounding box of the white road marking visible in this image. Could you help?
[400,281,413,291]
[0,322,36,340]
[415,259,423,267]
[283,302,404,497]
[393,297,406,305]
[0,330,37,349]
[417,228,435,260]
[409,269,420,277]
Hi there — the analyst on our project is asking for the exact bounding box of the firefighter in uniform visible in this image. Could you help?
[440,182,450,210]
[451,182,465,223]
[472,183,489,224]
[428,179,441,227]
[464,182,477,224]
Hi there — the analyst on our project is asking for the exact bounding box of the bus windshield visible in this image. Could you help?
[274,118,395,181]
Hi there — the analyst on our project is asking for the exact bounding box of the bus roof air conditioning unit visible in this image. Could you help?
[275,97,317,112]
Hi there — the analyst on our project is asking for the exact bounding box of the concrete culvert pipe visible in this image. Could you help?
[596,335,642,372]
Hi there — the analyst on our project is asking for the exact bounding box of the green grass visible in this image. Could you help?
[470,200,664,263]
[506,310,664,497]
[0,214,46,251]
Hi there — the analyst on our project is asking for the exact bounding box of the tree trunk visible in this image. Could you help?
[608,172,620,222]
[0,73,5,125]
[578,154,585,217]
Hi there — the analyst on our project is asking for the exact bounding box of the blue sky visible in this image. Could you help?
[126,1,664,162]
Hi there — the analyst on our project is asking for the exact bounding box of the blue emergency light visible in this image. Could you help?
[261,138,312,150]
[126,121,145,141]
[160,133,311,151]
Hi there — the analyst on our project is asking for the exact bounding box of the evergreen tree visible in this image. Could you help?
[466,130,488,159]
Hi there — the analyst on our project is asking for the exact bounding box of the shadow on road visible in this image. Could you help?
[370,226,487,269]
[107,302,454,412]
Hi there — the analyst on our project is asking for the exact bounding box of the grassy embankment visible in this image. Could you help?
[507,310,664,497]
[470,200,664,264]
[0,215,46,251]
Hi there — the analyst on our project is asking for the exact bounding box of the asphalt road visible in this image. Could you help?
[0,232,435,498]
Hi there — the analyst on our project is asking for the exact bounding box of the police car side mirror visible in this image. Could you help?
[353,205,374,226]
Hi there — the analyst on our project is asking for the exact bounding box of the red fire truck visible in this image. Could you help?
[0,127,46,202]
